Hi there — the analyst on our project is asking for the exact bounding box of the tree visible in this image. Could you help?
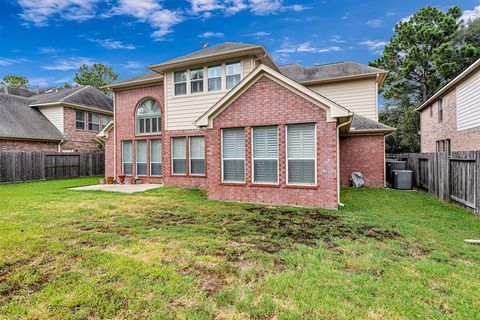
[371,6,480,153]
[1,75,29,90]
[73,64,119,94]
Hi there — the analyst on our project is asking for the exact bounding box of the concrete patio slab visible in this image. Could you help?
[70,184,163,193]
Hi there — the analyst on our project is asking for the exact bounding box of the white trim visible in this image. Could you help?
[286,123,317,186]
[251,126,279,185]
[221,128,246,183]
[135,140,148,177]
[189,136,206,176]
[113,92,116,178]
[171,136,187,175]
[150,139,163,177]
[121,140,133,176]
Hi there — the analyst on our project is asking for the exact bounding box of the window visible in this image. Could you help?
[122,141,132,175]
[287,124,316,185]
[438,97,443,122]
[174,70,187,95]
[189,136,205,175]
[76,110,85,130]
[446,139,451,155]
[136,99,161,135]
[172,137,187,175]
[436,139,452,155]
[190,68,204,93]
[136,140,147,176]
[102,115,112,129]
[222,128,245,182]
[252,126,278,184]
[88,112,100,131]
[150,139,162,176]
[226,61,241,89]
[208,65,222,92]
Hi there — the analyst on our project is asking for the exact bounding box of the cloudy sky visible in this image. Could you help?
[0,0,479,88]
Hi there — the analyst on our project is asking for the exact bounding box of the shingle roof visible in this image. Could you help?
[30,85,113,112]
[157,42,261,66]
[0,93,64,141]
[349,114,394,132]
[279,61,386,83]
[110,71,163,86]
[0,86,36,97]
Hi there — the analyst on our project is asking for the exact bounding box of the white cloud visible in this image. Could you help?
[121,61,143,69]
[386,11,395,16]
[366,19,382,28]
[199,31,224,38]
[88,38,136,49]
[359,40,387,54]
[42,57,94,71]
[188,0,307,16]
[17,0,100,26]
[460,5,480,23]
[38,47,57,54]
[0,57,30,66]
[189,0,224,14]
[244,31,271,37]
[330,35,346,43]
[276,41,341,61]
[29,77,51,87]
[225,0,247,14]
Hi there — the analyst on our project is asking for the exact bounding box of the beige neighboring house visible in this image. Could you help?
[417,58,480,153]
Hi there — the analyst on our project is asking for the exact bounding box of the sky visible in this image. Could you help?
[0,0,479,89]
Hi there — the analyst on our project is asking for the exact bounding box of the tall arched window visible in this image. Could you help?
[136,99,161,135]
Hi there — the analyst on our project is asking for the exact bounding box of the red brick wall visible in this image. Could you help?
[206,76,338,209]
[62,107,109,152]
[340,135,385,187]
[104,132,114,178]
[420,87,480,152]
[0,139,58,152]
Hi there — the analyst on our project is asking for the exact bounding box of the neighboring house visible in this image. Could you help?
[101,42,394,209]
[417,58,480,153]
[0,85,113,152]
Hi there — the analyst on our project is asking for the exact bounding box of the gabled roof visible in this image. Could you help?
[29,85,113,113]
[104,71,163,90]
[0,93,64,141]
[0,86,36,97]
[148,42,278,73]
[195,64,352,128]
[348,114,395,134]
[417,58,480,111]
[279,61,387,85]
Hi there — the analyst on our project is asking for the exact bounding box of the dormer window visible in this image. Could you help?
[190,68,204,93]
[226,61,241,89]
[208,65,222,92]
[174,70,187,95]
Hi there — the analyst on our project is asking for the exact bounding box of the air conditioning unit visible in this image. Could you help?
[392,170,413,190]
[386,160,406,183]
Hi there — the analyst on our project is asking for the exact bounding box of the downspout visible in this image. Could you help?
[113,91,117,178]
[57,140,65,152]
[336,116,353,207]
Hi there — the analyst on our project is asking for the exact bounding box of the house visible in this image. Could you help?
[0,85,113,152]
[417,58,480,153]
[102,42,394,209]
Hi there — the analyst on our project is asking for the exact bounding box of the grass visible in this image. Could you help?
[0,177,479,319]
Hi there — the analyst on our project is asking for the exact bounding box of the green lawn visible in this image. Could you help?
[1,178,479,319]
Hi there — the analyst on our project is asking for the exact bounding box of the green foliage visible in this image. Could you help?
[91,137,105,151]
[73,63,119,94]
[63,82,72,89]
[0,75,29,90]
[372,6,480,153]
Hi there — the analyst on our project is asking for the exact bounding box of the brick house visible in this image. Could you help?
[417,58,480,153]
[0,85,113,152]
[102,42,394,209]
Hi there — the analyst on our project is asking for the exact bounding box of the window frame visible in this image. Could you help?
[101,115,111,129]
[135,99,161,136]
[221,128,246,183]
[88,112,100,132]
[174,70,187,96]
[150,139,162,177]
[135,140,147,177]
[122,140,133,176]
[190,67,204,94]
[251,126,279,185]
[286,123,317,186]
[75,110,86,130]
[171,137,187,176]
[438,97,443,122]
[225,61,242,90]
[207,64,222,92]
[189,136,206,176]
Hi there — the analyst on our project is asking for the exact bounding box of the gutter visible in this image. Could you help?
[336,116,353,207]
[57,140,65,152]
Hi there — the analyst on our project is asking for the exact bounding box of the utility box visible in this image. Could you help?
[386,160,406,183]
[392,170,413,190]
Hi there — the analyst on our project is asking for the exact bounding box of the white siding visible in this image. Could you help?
[457,68,480,131]
[39,106,64,133]
[307,78,378,121]
[166,58,254,130]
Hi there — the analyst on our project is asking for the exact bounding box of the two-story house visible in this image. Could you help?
[102,42,394,209]
[0,85,113,152]
[417,58,480,153]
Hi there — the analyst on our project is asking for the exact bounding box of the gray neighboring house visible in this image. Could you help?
[0,85,113,152]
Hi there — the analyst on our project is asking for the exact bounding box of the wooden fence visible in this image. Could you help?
[0,152,104,183]
[387,151,480,217]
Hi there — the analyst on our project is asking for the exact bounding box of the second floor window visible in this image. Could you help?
[102,115,112,129]
[76,110,85,130]
[174,70,187,95]
[136,99,161,135]
[208,65,222,92]
[226,61,241,89]
[88,112,100,132]
[438,97,443,122]
[190,68,204,93]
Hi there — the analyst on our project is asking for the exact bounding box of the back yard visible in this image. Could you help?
[1,178,479,319]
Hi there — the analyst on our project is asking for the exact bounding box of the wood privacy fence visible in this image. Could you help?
[387,151,480,217]
[0,152,104,183]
